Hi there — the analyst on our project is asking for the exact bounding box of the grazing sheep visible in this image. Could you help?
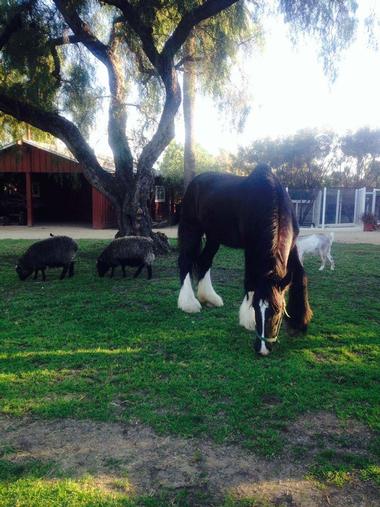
[16,236,78,281]
[296,232,335,271]
[97,236,155,279]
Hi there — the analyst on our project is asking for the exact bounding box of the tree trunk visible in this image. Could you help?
[113,173,171,254]
[183,32,196,191]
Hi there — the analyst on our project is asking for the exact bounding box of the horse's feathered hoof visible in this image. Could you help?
[197,270,223,308]
[200,294,224,308]
[178,297,202,313]
[178,273,202,313]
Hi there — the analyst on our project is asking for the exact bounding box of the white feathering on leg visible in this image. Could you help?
[239,291,255,330]
[197,269,223,307]
[178,273,202,313]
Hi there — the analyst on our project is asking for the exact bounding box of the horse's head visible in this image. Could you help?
[252,275,290,356]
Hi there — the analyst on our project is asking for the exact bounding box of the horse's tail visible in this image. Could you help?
[329,232,334,244]
[285,246,313,333]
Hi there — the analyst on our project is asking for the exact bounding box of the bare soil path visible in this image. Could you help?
[1,225,380,244]
[1,412,378,506]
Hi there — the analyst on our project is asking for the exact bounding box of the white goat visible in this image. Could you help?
[296,233,335,271]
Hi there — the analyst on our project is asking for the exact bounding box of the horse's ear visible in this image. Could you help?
[279,271,292,290]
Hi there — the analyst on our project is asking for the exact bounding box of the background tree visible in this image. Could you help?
[182,32,197,190]
[341,127,380,185]
[235,127,380,190]
[0,114,53,145]
[159,140,228,187]
[235,129,336,186]
[180,3,256,190]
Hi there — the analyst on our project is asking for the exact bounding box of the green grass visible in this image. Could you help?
[0,239,379,505]
[307,449,380,487]
[0,468,209,507]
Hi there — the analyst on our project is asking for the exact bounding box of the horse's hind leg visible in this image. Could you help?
[178,224,202,313]
[197,239,223,307]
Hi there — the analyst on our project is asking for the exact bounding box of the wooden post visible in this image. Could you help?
[25,172,33,226]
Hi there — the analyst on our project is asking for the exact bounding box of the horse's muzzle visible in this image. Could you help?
[253,337,274,356]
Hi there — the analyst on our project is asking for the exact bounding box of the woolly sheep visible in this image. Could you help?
[97,236,155,279]
[16,236,78,281]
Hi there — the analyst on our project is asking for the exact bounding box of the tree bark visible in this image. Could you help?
[183,32,196,191]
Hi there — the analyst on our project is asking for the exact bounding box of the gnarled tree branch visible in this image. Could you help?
[53,0,134,184]
[100,0,161,69]
[162,0,239,58]
[0,92,120,205]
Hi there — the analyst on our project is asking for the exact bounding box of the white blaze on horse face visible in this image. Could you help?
[178,273,202,313]
[239,291,255,330]
[258,299,270,356]
[197,270,224,307]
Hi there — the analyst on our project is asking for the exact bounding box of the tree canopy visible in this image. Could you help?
[159,140,231,187]
[234,127,380,189]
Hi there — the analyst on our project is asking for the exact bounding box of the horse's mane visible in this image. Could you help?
[255,277,284,312]
[247,165,291,285]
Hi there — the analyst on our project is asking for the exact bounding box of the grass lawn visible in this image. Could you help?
[0,239,379,506]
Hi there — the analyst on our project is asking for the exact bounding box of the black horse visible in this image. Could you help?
[177,164,312,355]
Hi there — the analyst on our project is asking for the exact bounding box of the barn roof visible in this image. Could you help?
[0,139,115,173]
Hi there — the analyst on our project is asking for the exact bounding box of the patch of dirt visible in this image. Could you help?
[283,412,374,456]
[0,412,378,506]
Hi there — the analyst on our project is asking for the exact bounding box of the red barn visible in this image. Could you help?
[0,140,117,228]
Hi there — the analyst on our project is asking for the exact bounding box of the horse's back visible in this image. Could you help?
[181,172,245,247]
[180,167,296,249]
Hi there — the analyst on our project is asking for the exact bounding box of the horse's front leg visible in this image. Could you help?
[178,254,202,313]
[197,240,223,308]
[239,251,256,331]
[286,246,313,333]
[177,228,202,313]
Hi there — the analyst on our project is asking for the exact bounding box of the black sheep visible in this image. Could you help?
[16,236,78,281]
[97,236,155,279]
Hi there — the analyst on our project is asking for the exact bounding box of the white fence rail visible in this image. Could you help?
[287,187,380,228]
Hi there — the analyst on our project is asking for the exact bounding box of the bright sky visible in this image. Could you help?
[176,0,380,154]
[92,1,380,158]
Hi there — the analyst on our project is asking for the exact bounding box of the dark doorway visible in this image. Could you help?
[32,173,92,224]
[0,173,27,224]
